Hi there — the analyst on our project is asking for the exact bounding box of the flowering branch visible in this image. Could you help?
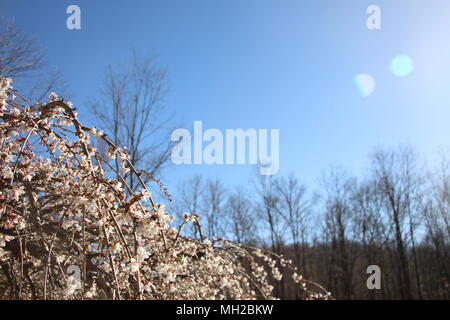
[0,78,330,300]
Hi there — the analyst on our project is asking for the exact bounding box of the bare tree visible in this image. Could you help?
[320,167,358,299]
[225,188,257,244]
[253,173,288,297]
[420,154,450,298]
[171,175,204,239]
[0,19,43,78]
[275,174,311,276]
[254,174,284,253]
[353,181,384,260]
[90,52,173,191]
[201,179,227,240]
[0,18,66,101]
[370,145,423,299]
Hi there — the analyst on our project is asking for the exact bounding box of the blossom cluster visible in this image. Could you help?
[0,78,330,300]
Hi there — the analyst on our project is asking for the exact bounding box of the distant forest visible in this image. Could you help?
[171,145,450,299]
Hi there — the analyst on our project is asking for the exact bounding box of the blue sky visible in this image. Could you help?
[2,0,450,194]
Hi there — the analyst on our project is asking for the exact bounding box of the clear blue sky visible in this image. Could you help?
[3,0,450,194]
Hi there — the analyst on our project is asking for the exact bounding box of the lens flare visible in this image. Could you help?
[354,73,376,97]
[390,55,414,77]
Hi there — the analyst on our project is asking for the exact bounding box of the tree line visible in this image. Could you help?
[170,146,450,299]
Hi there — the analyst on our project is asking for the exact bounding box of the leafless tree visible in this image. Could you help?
[0,18,66,101]
[253,174,286,297]
[224,188,256,244]
[201,179,227,240]
[420,154,450,297]
[369,145,423,299]
[320,167,358,299]
[171,175,204,239]
[254,174,284,253]
[274,174,311,276]
[89,52,173,191]
[352,181,384,260]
